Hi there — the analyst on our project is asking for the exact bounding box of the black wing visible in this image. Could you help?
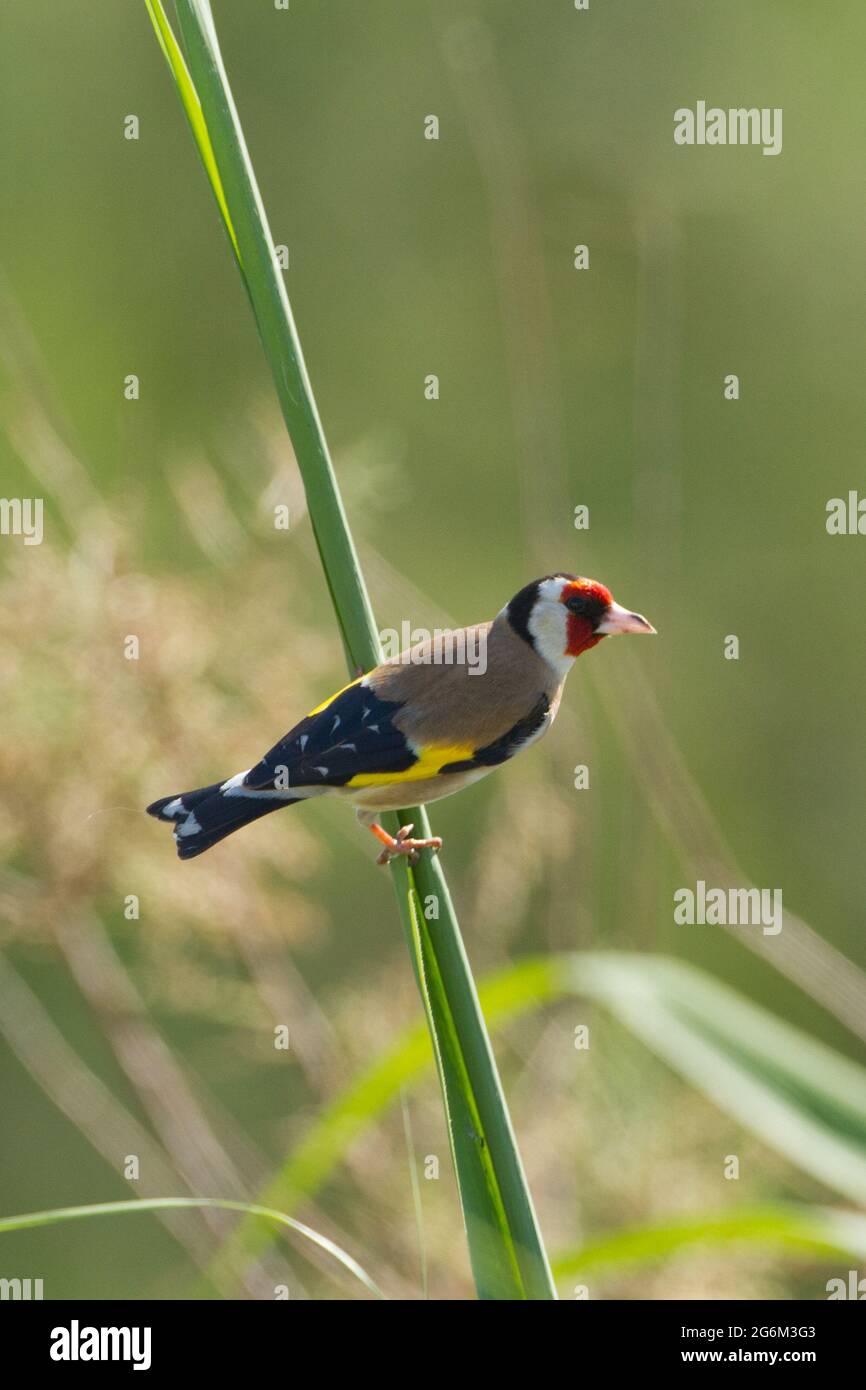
[242,679,418,790]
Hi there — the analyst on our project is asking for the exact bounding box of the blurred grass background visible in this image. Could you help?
[1,0,865,1298]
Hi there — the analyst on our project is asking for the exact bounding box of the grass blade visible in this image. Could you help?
[168,0,379,670]
[401,881,525,1296]
[144,1,239,262]
[575,954,866,1204]
[0,1198,384,1299]
[552,1203,866,1284]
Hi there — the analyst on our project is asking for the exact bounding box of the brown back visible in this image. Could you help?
[369,615,563,748]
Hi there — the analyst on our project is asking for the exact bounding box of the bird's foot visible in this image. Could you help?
[369,822,442,867]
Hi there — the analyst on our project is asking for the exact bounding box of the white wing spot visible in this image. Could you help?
[221,768,251,794]
[175,811,202,838]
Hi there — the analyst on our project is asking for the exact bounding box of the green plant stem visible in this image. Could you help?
[171,0,378,673]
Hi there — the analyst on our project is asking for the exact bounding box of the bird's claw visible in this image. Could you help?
[375,823,443,867]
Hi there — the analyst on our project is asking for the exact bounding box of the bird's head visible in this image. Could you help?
[505,573,655,673]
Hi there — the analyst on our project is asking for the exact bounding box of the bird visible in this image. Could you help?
[147,573,655,865]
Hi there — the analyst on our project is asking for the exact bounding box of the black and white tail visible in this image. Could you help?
[146,779,302,860]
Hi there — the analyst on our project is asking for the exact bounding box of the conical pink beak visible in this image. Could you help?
[596,601,656,635]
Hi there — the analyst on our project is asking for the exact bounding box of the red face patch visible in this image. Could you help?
[560,578,613,658]
[565,615,603,657]
[560,578,613,610]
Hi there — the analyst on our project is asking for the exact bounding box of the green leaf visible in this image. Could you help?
[0,1197,384,1299]
[575,954,866,1206]
[144,2,239,263]
[401,879,525,1297]
[552,1203,866,1284]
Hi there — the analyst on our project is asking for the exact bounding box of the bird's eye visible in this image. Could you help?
[566,590,607,626]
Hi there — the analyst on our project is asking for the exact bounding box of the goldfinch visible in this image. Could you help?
[147,574,655,864]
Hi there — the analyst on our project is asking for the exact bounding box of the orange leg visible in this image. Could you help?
[368,821,442,867]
